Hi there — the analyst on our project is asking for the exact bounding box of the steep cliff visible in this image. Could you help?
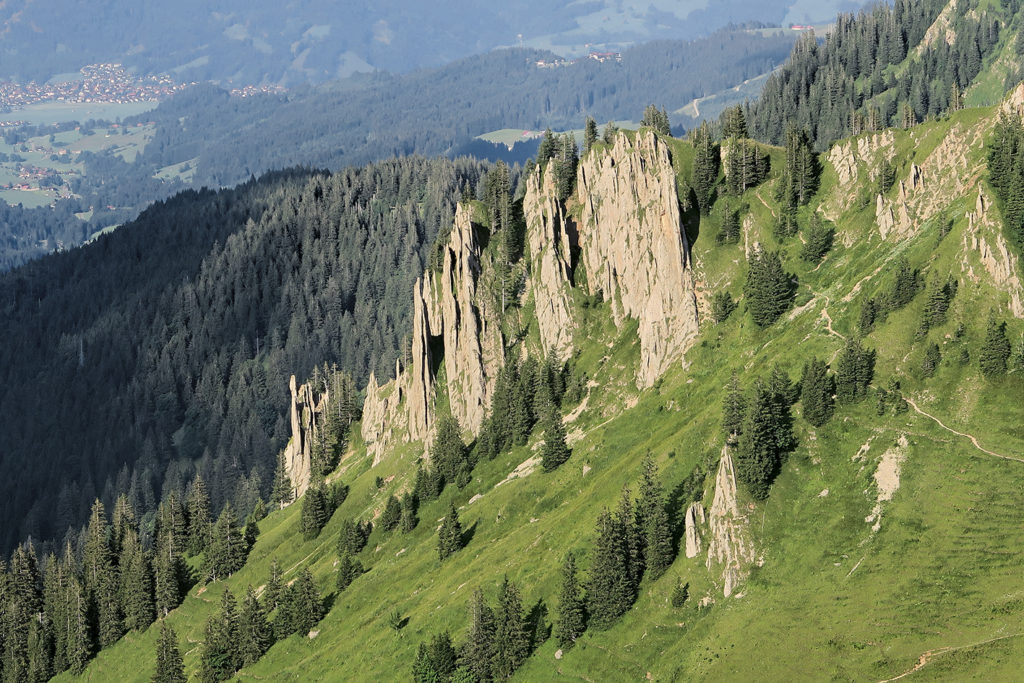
[358,130,700,457]
[524,163,577,361]
[577,131,700,388]
[705,447,755,598]
[436,203,504,435]
[283,374,326,499]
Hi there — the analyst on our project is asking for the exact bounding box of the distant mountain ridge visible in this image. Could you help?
[0,0,858,85]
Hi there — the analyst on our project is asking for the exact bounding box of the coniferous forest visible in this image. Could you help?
[0,157,487,553]
[4,0,1024,680]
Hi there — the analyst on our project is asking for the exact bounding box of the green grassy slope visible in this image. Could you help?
[66,105,1024,682]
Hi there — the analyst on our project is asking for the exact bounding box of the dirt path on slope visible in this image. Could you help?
[904,397,1024,464]
[877,633,1023,682]
[755,189,777,219]
[820,296,845,341]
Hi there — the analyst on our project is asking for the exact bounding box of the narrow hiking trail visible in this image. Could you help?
[877,633,1023,682]
[904,397,1024,463]
[820,296,845,341]
[755,189,777,219]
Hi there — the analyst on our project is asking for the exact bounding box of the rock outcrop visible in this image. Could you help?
[436,203,504,435]
[357,130,701,461]
[524,163,577,360]
[705,447,755,597]
[824,130,895,219]
[406,276,438,444]
[873,122,984,239]
[684,501,706,559]
[964,190,1024,318]
[576,130,700,388]
[283,374,327,499]
[372,203,504,456]
[361,366,405,466]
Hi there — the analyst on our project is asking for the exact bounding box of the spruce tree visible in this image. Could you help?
[585,509,632,629]
[437,503,464,561]
[197,588,239,683]
[111,494,138,557]
[154,545,181,619]
[264,559,283,613]
[464,588,495,681]
[400,492,419,533]
[800,358,835,427]
[555,552,586,648]
[289,568,323,636]
[671,577,689,608]
[492,576,530,679]
[712,290,737,323]
[5,545,41,682]
[431,416,469,489]
[337,518,369,557]
[722,371,746,442]
[735,379,781,500]
[300,483,330,540]
[636,458,674,581]
[554,134,579,202]
[336,553,364,593]
[412,642,438,683]
[26,616,52,683]
[541,413,571,472]
[120,528,155,632]
[722,105,748,139]
[835,338,876,404]
[42,553,67,675]
[83,500,124,649]
[921,342,942,378]
[536,128,556,164]
[718,208,741,244]
[270,453,293,508]
[602,121,618,144]
[186,474,212,555]
[980,313,1011,377]
[800,214,834,263]
[238,586,272,667]
[583,116,599,154]
[380,495,401,532]
[205,503,247,583]
[64,575,91,675]
[616,487,643,597]
[152,620,186,683]
[744,248,795,327]
[691,121,720,215]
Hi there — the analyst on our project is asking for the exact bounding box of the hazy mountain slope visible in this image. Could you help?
[0,0,853,85]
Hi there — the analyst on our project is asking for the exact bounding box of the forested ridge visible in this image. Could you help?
[0,156,487,553]
[136,30,793,189]
[746,0,1022,148]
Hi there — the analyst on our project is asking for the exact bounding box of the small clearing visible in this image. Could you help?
[865,435,908,532]
[494,455,541,488]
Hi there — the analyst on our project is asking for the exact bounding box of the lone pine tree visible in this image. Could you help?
[980,313,1011,377]
[437,502,464,561]
[152,620,186,683]
[541,412,572,472]
[555,552,586,648]
[744,248,795,327]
